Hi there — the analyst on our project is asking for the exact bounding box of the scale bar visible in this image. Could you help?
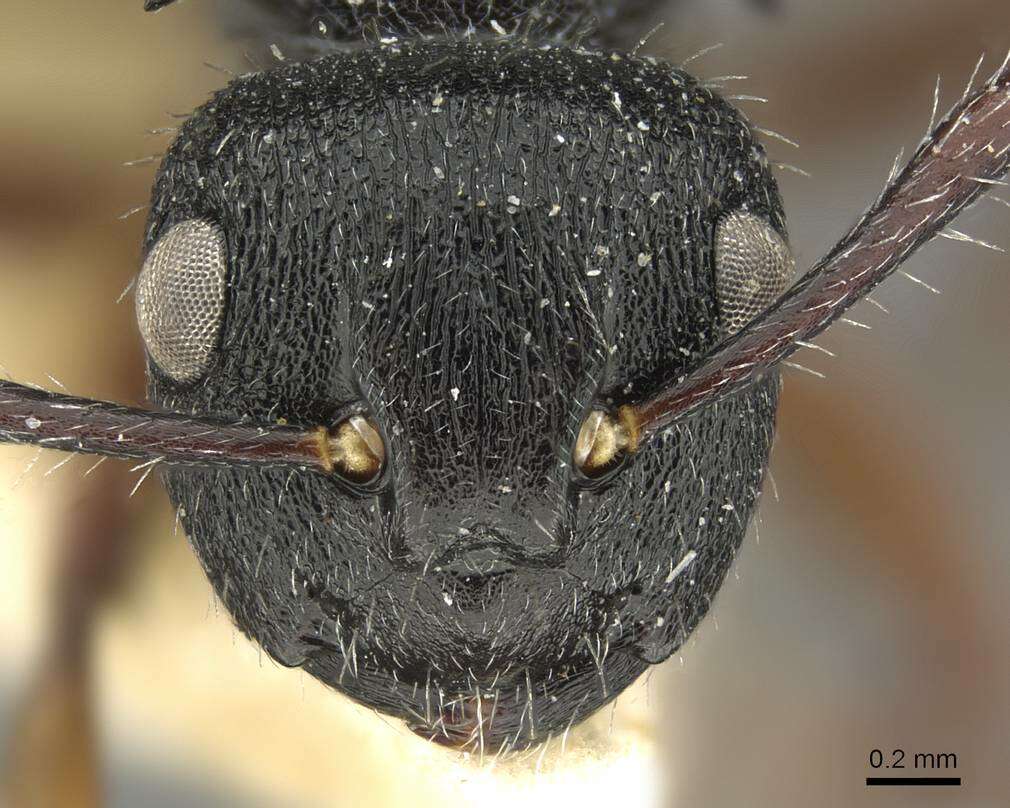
[866,777,961,787]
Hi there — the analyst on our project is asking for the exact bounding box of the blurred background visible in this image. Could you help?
[0,1,1007,805]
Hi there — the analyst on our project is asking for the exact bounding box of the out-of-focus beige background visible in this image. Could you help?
[0,1,1007,806]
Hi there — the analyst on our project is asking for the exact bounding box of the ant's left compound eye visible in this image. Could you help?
[714,210,794,336]
[135,219,228,382]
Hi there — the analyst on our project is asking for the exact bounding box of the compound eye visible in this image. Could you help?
[327,415,386,484]
[135,220,228,382]
[573,408,637,479]
[714,210,794,336]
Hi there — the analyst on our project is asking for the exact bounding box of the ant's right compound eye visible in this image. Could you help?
[135,220,228,383]
[713,210,794,336]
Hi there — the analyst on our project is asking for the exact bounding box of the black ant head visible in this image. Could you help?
[138,39,791,749]
[0,0,1001,758]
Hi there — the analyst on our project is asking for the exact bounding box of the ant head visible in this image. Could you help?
[138,40,789,748]
[0,0,1001,757]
